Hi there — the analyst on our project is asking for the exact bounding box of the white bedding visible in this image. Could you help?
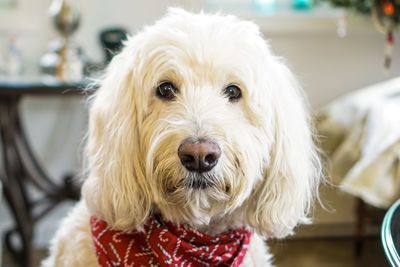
[317,77,400,208]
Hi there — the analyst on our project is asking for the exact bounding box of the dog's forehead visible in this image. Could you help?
[132,10,268,86]
[153,11,263,52]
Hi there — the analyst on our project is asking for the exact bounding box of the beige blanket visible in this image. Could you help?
[317,78,400,208]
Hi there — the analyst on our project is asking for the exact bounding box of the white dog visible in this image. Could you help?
[42,8,321,267]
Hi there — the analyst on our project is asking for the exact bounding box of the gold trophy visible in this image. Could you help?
[40,0,84,82]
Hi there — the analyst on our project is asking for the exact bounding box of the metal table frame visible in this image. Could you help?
[0,79,88,267]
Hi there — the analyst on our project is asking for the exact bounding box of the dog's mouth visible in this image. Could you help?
[181,172,217,190]
[185,177,211,189]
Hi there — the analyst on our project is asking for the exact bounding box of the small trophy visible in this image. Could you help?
[40,0,85,82]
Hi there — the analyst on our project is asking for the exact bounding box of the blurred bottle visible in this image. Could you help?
[253,0,277,13]
[99,27,128,64]
[6,35,23,76]
[292,0,313,10]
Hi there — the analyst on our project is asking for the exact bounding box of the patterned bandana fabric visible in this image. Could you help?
[90,215,252,267]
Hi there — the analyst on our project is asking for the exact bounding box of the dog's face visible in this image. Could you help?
[83,9,321,238]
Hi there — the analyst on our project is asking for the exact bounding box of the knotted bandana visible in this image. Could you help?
[90,215,252,266]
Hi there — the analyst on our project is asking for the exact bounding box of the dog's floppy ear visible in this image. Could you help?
[246,55,321,238]
[82,39,152,230]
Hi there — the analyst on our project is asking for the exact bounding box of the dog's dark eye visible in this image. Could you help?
[223,84,242,102]
[156,81,177,100]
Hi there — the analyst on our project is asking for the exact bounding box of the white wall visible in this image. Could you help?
[269,32,400,107]
[2,1,398,107]
[0,0,399,245]
[0,0,203,67]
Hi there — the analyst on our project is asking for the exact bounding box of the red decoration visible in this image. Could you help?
[90,215,252,267]
[328,0,400,69]
[387,31,394,44]
[385,31,395,69]
[383,2,395,16]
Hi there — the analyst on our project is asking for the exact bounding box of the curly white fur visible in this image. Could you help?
[42,8,321,267]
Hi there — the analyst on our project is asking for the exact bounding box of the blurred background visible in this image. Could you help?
[1,0,399,266]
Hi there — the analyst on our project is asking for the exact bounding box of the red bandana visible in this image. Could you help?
[90,215,252,267]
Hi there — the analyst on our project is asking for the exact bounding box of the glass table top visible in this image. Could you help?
[0,74,93,95]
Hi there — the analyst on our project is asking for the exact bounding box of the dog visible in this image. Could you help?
[42,8,321,267]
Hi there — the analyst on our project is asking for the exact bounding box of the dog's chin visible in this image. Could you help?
[156,172,233,224]
[153,165,256,228]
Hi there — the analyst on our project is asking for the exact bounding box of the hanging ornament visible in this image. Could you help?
[372,0,397,32]
[323,0,400,69]
[372,0,398,69]
[337,13,348,38]
[384,31,395,69]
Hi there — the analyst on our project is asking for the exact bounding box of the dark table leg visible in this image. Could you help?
[355,198,365,258]
[0,97,80,267]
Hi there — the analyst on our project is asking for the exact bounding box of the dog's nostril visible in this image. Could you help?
[205,154,217,165]
[182,155,195,164]
[178,139,221,173]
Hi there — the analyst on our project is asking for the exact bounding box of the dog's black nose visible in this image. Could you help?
[178,139,221,172]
